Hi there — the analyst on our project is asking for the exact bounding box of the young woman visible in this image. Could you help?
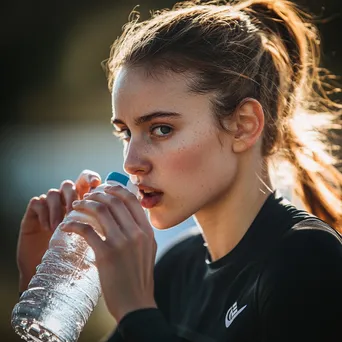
[17,0,342,341]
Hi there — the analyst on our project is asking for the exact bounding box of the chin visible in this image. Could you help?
[149,218,177,230]
[149,210,192,230]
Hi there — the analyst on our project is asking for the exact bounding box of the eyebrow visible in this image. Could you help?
[111,111,182,126]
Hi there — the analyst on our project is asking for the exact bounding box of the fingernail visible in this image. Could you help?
[83,193,90,198]
[72,200,80,206]
[90,177,99,183]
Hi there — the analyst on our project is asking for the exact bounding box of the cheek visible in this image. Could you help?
[159,132,237,197]
[162,139,206,175]
[158,133,220,192]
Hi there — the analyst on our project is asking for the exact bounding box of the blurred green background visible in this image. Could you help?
[1,0,341,341]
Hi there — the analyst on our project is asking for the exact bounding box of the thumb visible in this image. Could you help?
[75,169,102,198]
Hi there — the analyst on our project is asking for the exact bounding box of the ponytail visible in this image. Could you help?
[237,0,342,231]
[284,126,342,231]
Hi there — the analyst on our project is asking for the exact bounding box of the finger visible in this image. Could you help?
[92,190,157,271]
[75,169,102,198]
[77,192,140,240]
[104,185,152,234]
[59,180,78,213]
[60,221,105,255]
[23,195,50,232]
[46,189,65,231]
[71,198,127,242]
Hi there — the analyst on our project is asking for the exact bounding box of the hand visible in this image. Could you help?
[17,170,101,291]
[60,184,158,323]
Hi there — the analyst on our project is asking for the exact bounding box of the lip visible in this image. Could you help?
[137,184,164,209]
[137,184,163,193]
[140,192,163,209]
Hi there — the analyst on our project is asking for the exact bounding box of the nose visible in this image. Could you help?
[123,139,152,176]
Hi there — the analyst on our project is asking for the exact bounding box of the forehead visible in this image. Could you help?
[112,66,196,117]
[113,66,190,96]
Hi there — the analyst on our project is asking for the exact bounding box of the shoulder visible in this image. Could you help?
[258,217,342,307]
[273,217,342,261]
[262,217,342,277]
[257,218,342,341]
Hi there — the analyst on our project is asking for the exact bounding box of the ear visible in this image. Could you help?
[230,98,265,153]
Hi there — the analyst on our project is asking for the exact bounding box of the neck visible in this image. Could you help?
[193,160,273,262]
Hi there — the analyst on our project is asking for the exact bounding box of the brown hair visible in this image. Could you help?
[106,0,342,231]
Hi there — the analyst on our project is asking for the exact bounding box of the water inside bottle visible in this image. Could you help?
[12,243,101,342]
[12,316,62,342]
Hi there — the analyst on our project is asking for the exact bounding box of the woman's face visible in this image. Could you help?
[111,66,239,229]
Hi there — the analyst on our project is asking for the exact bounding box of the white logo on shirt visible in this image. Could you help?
[225,302,247,328]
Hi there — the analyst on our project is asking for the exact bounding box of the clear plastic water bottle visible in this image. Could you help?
[11,171,137,342]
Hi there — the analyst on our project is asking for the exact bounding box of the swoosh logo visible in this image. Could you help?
[225,302,247,328]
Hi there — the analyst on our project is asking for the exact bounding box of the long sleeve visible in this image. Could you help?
[106,230,200,342]
[105,328,123,342]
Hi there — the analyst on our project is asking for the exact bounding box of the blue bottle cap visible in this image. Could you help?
[105,171,129,186]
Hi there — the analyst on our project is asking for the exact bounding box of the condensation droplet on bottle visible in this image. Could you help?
[28,322,40,333]
[39,330,51,340]
[19,318,28,328]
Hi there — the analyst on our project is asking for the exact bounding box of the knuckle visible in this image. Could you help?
[29,196,44,208]
[111,238,127,251]
[96,202,108,214]
[46,188,61,199]
[30,196,41,204]
[131,230,145,243]
[109,196,121,206]
[97,250,114,264]
[127,191,136,200]
[124,191,137,202]
[60,180,75,190]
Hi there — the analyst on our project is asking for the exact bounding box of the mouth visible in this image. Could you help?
[138,186,164,209]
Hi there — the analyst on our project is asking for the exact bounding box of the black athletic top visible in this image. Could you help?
[106,190,342,342]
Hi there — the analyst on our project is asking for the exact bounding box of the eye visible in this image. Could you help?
[151,125,173,137]
[112,128,131,141]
